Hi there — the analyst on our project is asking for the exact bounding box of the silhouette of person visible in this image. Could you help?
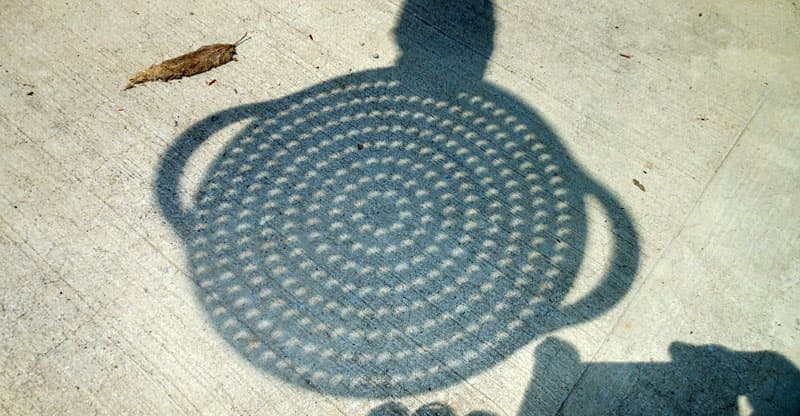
[157,0,639,398]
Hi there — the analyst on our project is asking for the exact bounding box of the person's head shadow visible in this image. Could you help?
[155,0,639,399]
[393,0,495,80]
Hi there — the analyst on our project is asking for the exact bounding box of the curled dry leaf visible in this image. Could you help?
[124,33,250,90]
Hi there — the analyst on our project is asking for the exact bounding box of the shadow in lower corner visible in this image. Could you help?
[369,338,800,416]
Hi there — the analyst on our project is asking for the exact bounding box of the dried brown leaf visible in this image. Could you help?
[124,33,249,90]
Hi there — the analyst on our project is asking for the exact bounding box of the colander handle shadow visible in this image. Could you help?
[554,182,640,328]
[156,103,265,238]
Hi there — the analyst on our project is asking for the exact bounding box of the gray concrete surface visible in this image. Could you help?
[1,0,798,414]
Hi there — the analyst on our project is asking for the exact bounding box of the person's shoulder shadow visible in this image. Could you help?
[519,337,800,415]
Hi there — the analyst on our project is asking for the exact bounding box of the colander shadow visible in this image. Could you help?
[155,72,639,397]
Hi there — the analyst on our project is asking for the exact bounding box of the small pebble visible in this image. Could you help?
[372,53,380,59]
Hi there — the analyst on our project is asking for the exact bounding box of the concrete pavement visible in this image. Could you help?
[1,0,798,414]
